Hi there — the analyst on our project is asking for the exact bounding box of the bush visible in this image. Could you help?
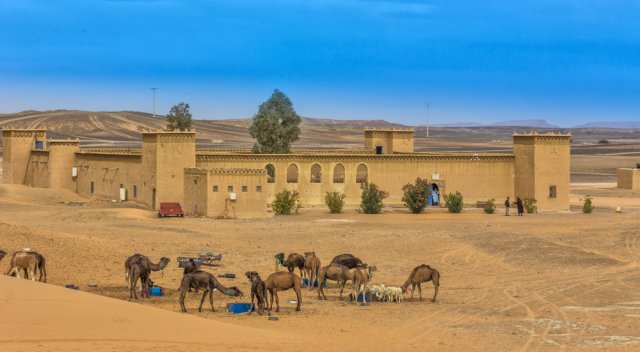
[401,178,431,214]
[325,191,346,214]
[598,139,610,144]
[444,191,464,213]
[360,183,389,214]
[582,195,594,213]
[524,197,537,214]
[484,198,496,214]
[272,190,300,215]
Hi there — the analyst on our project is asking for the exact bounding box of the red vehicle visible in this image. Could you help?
[158,202,184,218]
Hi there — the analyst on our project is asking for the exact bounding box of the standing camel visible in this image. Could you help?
[265,271,302,315]
[400,264,440,302]
[317,263,352,300]
[283,253,306,278]
[183,259,200,292]
[5,251,39,281]
[179,270,243,313]
[351,264,377,305]
[330,253,363,269]
[129,258,155,299]
[303,252,321,290]
[245,271,267,315]
[124,254,170,287]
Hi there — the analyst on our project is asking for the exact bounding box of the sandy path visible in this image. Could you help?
[0,184,639,351]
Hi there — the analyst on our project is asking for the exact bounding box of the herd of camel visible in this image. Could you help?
[124,251,441,316]
[1,248,440,316]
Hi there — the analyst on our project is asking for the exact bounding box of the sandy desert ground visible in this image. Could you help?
[0,182,639,351]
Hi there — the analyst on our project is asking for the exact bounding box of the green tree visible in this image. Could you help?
[444,191,464,213]
[360,183,389,214]
[272,190,301,215]
[484,199,496,214]
[249,90,302,153]
[324,191,346,214]
[582,195,594,213]
[402,178,431,214]
[166,102,192,131]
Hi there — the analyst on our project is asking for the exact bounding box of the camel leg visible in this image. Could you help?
[410,283,415,302]
[274,290,280,313]
[268,290,274,316]
[338,280,345,300]
[432,282,439,302]
[179,290,187,312]
[249,292,255,315]
[418,283,422,301]
[198,290,208,312]
[209,289,215,312]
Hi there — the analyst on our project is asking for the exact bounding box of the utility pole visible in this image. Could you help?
[426,102,431,138]
[151,88,158,117]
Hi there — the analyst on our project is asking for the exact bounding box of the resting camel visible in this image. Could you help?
[351,264,377,305]
[401,264,440,302]
[179,270,243,313]
[283,253,306,278]
[5,251,39,281]
[317,263,352,300]
[245,271,267,315]
[303,252,321,291]
[330,253,363,269]
[124,254,170,288]
[129,258,154,299]
[265,271,302,315]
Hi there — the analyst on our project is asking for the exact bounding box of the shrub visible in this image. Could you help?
[598,139,610,144]
[582,195,594,213]
[272,190,300,215]
[325,191,346,214]
[360,183,389,214]
[484,198,496,214]
[444,191,464,213]
[524,197,537,214]
[401,178,431,214]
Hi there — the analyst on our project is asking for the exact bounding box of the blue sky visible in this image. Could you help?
[1,0,639,126]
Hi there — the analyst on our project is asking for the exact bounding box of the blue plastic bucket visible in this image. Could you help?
[149,287,164,296]
[302,278,326,288]
[227,303,253,314]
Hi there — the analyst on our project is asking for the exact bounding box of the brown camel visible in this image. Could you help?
[351,264,377,305]
[5,251,39,281]
[330,253,363,269]
[183,259,200,292]
[245,271,267,315]
[124,254,170,287]
[129,258,154,300]
[401,264,440,302]
[179,270,243,313]
[283,253,306,278]
[317,263,352,300]
[0,250,6,262]
[303,252,321,291]
[6,250,47,282]
[265,271,302,315]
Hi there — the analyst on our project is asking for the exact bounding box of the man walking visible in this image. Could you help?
[504,196,511,216]
[516,197,524,216]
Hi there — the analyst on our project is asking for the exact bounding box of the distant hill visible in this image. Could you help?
[575,121,640,129]
[433,119,559,128]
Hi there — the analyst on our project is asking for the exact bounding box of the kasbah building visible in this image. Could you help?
[2,127,571,218]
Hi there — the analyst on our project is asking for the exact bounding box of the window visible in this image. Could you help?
[333,164,345,183]
[119,184,124,188]
[133,185,137,198]
[356,164,368,184]
[256,185,262,192]
[90,181,94,194]
[242,185,248,192]
[287,163,299,183]
[228,186,233,192]
[549,185,557,198]
[212,186,218,192]
[310,164,322,183]
[375,146,383,154]
[265,164,275,183]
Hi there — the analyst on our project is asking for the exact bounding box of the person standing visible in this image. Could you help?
[504,196,511,216]
[516,197,524,216]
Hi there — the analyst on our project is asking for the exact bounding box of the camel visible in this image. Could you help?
[351,264,377,305]
[179,270,243,313]
[303,252,321,291]
[282,253,306,278]
[265,271,302,315]
[0,250,6,262]
[245,271,267,315]
[317,263,352,300]
[401,264,440,302]
[5,251,39,281]
[129,258,154,300]
[183,259,200,292]
[124,254,170,287]
[330,253,363,269]
[6,250,47,282]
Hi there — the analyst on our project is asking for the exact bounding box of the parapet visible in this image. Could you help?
[185,167,266,176]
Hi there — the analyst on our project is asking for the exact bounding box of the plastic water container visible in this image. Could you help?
[356,293,372,303]
[302,278,326,288]
[227,303,253,314]
[149,287,165,296]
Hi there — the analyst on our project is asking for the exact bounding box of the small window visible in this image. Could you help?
[212,186,218,192]
[120,184,124,188]
[256,185,262,192]
[333,164,345,183]
[356,164,368,184]
[549,185,557,198]
[287,164,299,183]
[375,146,383,154]
[228,186,233,192]
[133,185,137,198]
[265,164,275,183]
[310,164,322,183]
[242,186,248,192]
[90,181,94,194]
